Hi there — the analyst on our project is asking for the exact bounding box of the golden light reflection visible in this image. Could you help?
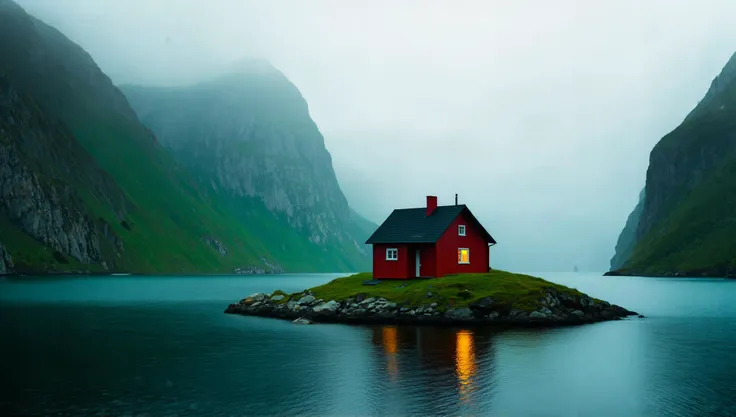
[455,330,476,402]
[382,326,399,380]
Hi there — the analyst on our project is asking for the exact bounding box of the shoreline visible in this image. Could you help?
[225,300,641,328]
[604,270,736,279]
[225,271,642,328]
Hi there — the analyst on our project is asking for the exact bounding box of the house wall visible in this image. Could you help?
[372,244,411,279]
[435,210,490,277]
[419,244,437,277]
[373,243,438,278]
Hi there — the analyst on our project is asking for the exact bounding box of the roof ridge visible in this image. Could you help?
[392,204,466,212]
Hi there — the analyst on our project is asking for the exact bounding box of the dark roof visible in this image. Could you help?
[365,204,496,244]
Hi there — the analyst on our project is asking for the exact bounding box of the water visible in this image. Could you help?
[1,272,735,417]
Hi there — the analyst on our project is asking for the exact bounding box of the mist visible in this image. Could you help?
[16,0,736,272]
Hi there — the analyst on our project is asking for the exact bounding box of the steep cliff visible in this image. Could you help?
[609,188,644,270]
[120,66,374,272]
[0,0,372,273]
[609,51,736,277]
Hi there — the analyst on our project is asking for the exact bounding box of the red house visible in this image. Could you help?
[365,195,497,279]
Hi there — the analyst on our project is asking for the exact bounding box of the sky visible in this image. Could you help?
[16,0,736,272]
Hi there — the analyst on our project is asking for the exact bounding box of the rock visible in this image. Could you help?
[203,237,228,256]
[638,315,646,318]
[360,297,376,305]
[297,295,316,305]
[292,317,313,325]
[540,307,552,315]
[0,241,13,274]
[271,295,285,302]
[571,310,585,317]
[529,311,547,319]
[313,300,339,313]
[286,300,297,310]
[601,309,616,319]
[246,292,267,302]
[446,307,473,319]
[427,292,433,298]
[473,297,494,308]
[430,302,438,308]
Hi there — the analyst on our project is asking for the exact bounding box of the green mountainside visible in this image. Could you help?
[120,65,375,273]
[609,51,736,277]
[609,188,644,271]
[0,0,373,274]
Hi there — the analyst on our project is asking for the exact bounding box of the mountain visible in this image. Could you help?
[0,0,372,274]
[608,51,736,277]
[609,188,645,270]
[119,64,375,272]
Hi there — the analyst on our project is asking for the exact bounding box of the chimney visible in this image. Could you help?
[455,194,458,205]
[426,195,438,216]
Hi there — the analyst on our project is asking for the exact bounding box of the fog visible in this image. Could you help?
[17,0,736,272]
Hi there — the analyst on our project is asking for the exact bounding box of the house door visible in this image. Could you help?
[415,249,421,277]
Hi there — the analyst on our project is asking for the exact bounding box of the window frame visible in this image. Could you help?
[458,225,466,236]
[385,248,398,261]
[458,248,470,264]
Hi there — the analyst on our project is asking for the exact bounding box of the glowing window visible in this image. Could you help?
[458,248,470,264]
[386,248,398,261]
[458,225,466,236]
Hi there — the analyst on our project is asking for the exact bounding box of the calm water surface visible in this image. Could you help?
[1,272,735,416]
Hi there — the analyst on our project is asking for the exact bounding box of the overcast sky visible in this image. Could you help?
[17,0,736,272]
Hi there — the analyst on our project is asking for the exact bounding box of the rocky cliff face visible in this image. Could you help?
[609,188,644,270]
[0,0,372,274]
[121,68,374,270]
[610,50,736,276]
[0,241,12,273]
[0,69,130,271]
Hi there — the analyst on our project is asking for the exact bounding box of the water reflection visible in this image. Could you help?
[455,330,476,402]
[370,325,492,412]
[382,326,399,380]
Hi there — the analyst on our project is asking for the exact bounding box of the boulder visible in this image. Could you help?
[292,317,313,325]
[571,310,585,317]
[313,300,340,313]
[248,293,267,302]
[271,295,285,302]
[297,295,316,305]
[446,307,473,320]
[529,311,547,319]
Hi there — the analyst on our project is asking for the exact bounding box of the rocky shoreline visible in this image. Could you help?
[225,288,641,327]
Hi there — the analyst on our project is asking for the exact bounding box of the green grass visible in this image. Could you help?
[281,270,586,312]
[625,151,736,275]
[621,76,736,276]
[0,7,374,275]
[0,217,99,274]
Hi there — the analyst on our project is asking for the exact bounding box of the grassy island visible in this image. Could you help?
[225,270,640,327]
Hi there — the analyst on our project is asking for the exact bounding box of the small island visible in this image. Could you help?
[225,270,640,327]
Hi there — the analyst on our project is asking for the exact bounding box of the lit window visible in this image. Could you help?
[458,225,466,236]
[458,248,470,264]
[386,248,398,261]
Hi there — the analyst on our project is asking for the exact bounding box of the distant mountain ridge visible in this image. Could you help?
[609,50,736,277]
[0,0,373,274]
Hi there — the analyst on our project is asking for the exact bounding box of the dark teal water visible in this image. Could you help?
[1,272,735,417]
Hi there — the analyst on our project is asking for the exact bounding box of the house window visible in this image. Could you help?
[458,248,470,264]
[458,225,466,236]
[386,248,398,261]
